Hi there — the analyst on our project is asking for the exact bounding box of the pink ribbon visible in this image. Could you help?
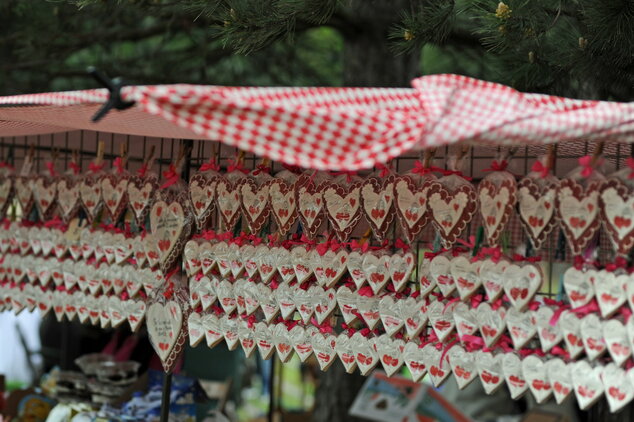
[605,256,628,272]
[475,247,502,263]
[357,286,374,297]
[578,155,603,178]
[67,161,80,175]
[483,160,508,172]
[376,163,391,177]
[160,164,179,189]
[310,317,333,334]
[570,300,600,317]
[512,254,541,263]
[455,235,475,250]
[439,339,458,368]
[349,239,370,253]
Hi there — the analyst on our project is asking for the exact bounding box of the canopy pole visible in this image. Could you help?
[160,372,172,422]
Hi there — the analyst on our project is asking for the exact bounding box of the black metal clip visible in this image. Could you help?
[87,67,135,122]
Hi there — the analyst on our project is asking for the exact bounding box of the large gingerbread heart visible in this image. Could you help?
[239,176,271,234]
[268,172,298,236]
[294,173,327,239]
[427,179,477,249]
[101,172,129,222]
[188,172,218,230]
[56,176,81,223]
[556,178,601,255]
[79,174,103,222]
[393,174,434,243]
[147,299,187,373]
[33,175,57,219]
[14,176,34,217]
[127,174,158,227]
[517,177,558,250]
[215,173,244,232]
[320,180,362,242]
[360,175,395,241]
[478,175,516,246]
[0,174,13,218]
[150,196,192,273]
[600,178,634,256]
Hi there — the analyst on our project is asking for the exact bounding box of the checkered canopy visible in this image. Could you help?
[1,74,633,170]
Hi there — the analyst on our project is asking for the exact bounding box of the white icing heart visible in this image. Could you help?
[563,267,595,308]
[570,361,604,410]
[448,345,478,390]
[522,355,552,404]
[503,264,541,310]
[502,354,528,399]
[580,313,606,361]
[545,358,572,405]
[376,334,405,377]
[603,319,631,367]
[532,307,562,353]
[147,300,183,363]
[506,307,536,350]
[475,351,504,394]
[594,270,627,318]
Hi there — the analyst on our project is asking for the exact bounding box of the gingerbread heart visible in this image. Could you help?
[363,253,390,295]
[451,255,481,301]
[79,174,102,222]
[275,283,297,319]
[600,178,634,256]
[272,323,294,363]
[402,297,428,338]
[502,354,528,399]
[603,319,631,367]
[453,302,478,342]
[506,307,536,350]
[150,197,191,273]
[503,264,542,311]
[563,267,595,309]
[334,333,357,373]
[428,300,457,342]
[545,358,572,405]
[429,254,455,297]
[204,314,224,348]
[268,175,298,236]
[422,343,451,387]
[257,284,279,323]
[517,177,558,250]
[476,351,504,394]
[335,286,358,324]
[393,175,433,243]
[356,296,381,330]
[403,342,427,382]
[448,345,478,390]
[594,270,627,318]
[238,321,257,357]
[580,314,606,361]
[477,302,506,348]
[346,251,367,289]
[378,295,405,337]
[188,172,218,230]
[239,176,271,234]
[0,175,13,218]
[254,322,275,360]
[289,325,316,363]
[294,173,326,239]
[376,334,405,377]
[418,255,436,298]
[522,356,552,404]
[14,176,34,217]
[603,363,634,412]
[291,246,312,284]
[313,286,336,324]
[360,175,395,241]
[127,174,158,227]
[311,333,337,371]
[33,175,57,219]
[478,175,516,246]
[570,360,604,410]
[221,316,240,350]
[560,311,585,359]
[427,179,477,249]
[147,299,186,372]
[556,178,601,255]
[320,180,362,242]
[388,252,415,292]
[101,173,129,222]
[215,174,243,232]
[532,307,561,352]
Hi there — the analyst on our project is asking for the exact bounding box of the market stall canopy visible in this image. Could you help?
[1,74,633,170]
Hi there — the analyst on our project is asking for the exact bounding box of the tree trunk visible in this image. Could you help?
[312,3,419,422]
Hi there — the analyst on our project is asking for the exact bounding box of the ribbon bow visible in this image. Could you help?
[69,162,81,175]
[483,160,508,172]
[531,160,550,178]
[512,254,541,263]
[160,164,179,189]
[199,159,220,172]
[45,161,56,177]
[227,159,249,174]
[578,155,603,178]
[113,157,125,174]
[252,164,271,176]
[606,256,628,272]
[329,170,356,183]
[88,162,104,174]
[627,157,634,179]
[376,163,391,178]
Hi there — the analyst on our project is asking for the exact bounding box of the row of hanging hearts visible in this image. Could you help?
[0,283,146,331]
[184,308,633,413]
[5,154,634,259]
[185,269,634,365]
[0,253,163,298]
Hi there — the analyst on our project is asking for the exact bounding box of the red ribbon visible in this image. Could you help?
[45,161,56,177]
[605,256,628,272]
[160,164,179,189]
[483,160,508,172]
[252,164,271,176]
[512,254,541,263]
[88,162,104,173]
[578,155,603,178]
[441,169,472,181]
[570,300,600,317]
[376,163,391,178]
[531,160,550,178]
[112,157,124,174]
[357,286,374,297]
[227,159,249,174]
[329,170,356,183]
[455,236,475,250]
[627,157,634,179]
[0,162,14,171]
[199,159,220,172]
[310,317,333,334]
[394,239,410,252]
[573,255,598,270]
[439,338,458,368]
[475,247,502,263]
[412,162,445,175]
[137,164,148,177]
[349,239,370,253]
[543,297,570,326]
[281,163,303,174]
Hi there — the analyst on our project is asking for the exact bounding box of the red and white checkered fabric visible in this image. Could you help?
[1,74,633,170]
